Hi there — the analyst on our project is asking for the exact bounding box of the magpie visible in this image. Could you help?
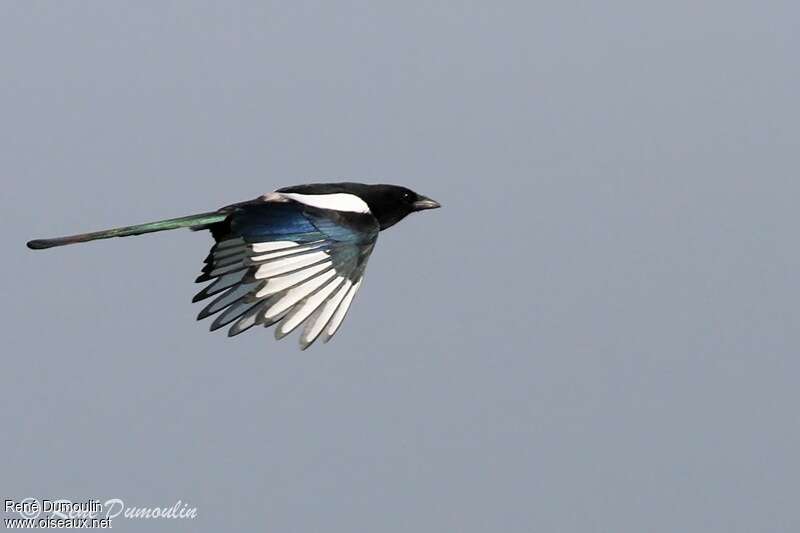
[27,182,441,349]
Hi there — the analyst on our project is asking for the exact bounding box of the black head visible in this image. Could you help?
[278,182,441,230]
[357,184,441,230]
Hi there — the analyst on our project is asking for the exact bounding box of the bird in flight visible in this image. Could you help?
[27,182,440,349]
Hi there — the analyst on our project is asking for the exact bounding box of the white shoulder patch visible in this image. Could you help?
[278,192,371,214]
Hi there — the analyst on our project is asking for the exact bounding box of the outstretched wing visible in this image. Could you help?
[193,199,378,349]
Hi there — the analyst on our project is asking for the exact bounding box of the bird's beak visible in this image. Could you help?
[412,196,441,211]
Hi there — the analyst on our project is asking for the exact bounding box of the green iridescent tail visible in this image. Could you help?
[26,211,227,250]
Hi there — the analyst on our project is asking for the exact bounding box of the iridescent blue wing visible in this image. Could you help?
[193,200,378,349]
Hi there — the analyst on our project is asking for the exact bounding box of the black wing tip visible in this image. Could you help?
[192,291,209,303]
[197,306,224,321]
[227,325,249,337]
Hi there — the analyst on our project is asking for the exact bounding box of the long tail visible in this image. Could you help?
[26,211,228,250]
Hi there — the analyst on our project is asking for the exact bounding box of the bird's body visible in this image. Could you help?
[27,182,440,348]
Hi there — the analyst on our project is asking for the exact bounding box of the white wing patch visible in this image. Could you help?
[276,276,346,338]
[278,192,370,214]
[254,250,330,279]
[322,279,362,342]
[300,279,353,347]
[254,262,331,298]
[251,241,300,253]
[250,241,325,263]
[263,269,337,319]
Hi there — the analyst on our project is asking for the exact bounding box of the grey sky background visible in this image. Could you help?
[2,1,798,531]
